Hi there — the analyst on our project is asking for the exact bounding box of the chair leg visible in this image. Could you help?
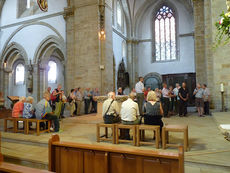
[96,125,100,143]
[141,130,145,141]
[133,126,136,146]
[136,127,140,147]
[162,127,166,149]
[24,121,27,134]
[14,120,18,133]
[155,129,160,149]
[112,125,115,144]
[116,126,119,144]
[48,121,51,133]
[184,130,188,152]
[105,127,108,138]
[36,121,40,136]
[4,119,7,132]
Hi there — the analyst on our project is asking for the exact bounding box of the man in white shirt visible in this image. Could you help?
[120,92,140,139]
[135,77,145,115]
[173,83,181,114]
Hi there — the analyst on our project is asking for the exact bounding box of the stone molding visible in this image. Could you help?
[63,6,75,20]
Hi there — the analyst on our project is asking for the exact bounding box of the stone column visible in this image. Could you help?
[3,69,11,108]
[64,0,113,95]
[193,0,206,84]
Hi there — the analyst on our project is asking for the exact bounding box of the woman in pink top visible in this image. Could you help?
[12,96,26,118]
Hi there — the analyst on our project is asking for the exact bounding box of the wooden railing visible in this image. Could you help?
[49,134,184,173]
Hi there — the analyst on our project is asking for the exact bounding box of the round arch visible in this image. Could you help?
[144,72,162,90]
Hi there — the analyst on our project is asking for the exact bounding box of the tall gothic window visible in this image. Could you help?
[117,1,122,27]
[154,5,176,62]
[48,61,57,83]
[15,64,25,85]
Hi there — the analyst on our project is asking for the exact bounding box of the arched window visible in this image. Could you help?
[154,5,176,62]
[15,64,25,85]
[48,61,57,83]
[117,1,122,27]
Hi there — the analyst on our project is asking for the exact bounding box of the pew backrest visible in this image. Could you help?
[49,135,184,173]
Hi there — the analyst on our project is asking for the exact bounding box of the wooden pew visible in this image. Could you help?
[0,132,52,173]
[49,135,184,173]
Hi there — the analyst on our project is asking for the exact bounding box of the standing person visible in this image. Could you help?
[76,87,83,115]
[178,82,189,117]
[135,77,145,115]
[91,88,100,113]
[193,83,204,117]
[168,86,175,116]
[162,83,170,117]
[47,87,51,94]
[68,89,76,117]
[144,87,151,101]
[51,84,62,111]
[84,88,92,114]
[203,84,211,115]
[60,90,67,118]
[155,88,161,102]
[117,87,124,95]
[173,83,181,115]
[35,92,59,132]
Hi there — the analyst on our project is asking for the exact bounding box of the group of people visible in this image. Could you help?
[11,84,100,133]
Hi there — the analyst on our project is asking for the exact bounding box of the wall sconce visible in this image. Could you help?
[98,29,106,40]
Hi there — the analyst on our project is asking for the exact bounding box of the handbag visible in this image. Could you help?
[104,100,114,117]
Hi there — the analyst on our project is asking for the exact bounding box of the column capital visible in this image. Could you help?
[63,6,75,20]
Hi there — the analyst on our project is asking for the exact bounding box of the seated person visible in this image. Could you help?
[12,96,26,118]
[120,92,141,139]
[102,92,120,124]
[23,96,35,119]
[143,91,164,132]
[35,92,59,132]
[0,92,5,109]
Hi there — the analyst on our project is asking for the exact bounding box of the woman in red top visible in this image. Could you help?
[12,96,26,118]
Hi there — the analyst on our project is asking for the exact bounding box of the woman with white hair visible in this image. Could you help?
[23,96,35,119]
[12,96,26,118]
[143,91,164,132]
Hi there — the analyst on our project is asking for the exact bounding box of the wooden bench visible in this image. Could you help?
[49,134,184,173]
[162,124,189,152]
[115,124,136,146]
[4,118,50,136]
[26,119,50,136]
[136,125,160,148]
[96,123,116,144]
[4,118,17,133]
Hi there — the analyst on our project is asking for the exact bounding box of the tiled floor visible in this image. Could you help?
[0,112,230,172]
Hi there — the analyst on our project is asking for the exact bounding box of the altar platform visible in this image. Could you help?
[0,112,230,173]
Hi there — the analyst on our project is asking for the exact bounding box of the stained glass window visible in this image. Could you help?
[15,64,25,85]
[48,61,57,83]
[154,5,176,62]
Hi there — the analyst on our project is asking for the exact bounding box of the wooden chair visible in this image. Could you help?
[96,123,116,144]
[115,124,136,146]
[162,124,189,151]
[15,118,27,134]
[4,118,17,133]
[136,125,160,148]
[26,119,50,136]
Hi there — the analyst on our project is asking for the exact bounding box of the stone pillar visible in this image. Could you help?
[193,0,206,84]
[64,0,113,95]
[3,69,11,108]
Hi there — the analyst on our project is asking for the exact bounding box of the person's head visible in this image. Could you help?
[108,92,115,100]
[147,87,151,91]
[147,91,157,102]
[61,90,65,94]
[129,92,136,100]
[139,77,144,82]
[43,92,50,101]
[47,87,51,93]
[57,84,62,90]
[197,83,201,89]
[86,88,90,91]
[202,84,207,89]
[176,83,180,88]
[95,88,99,92]
[182,82,186,88]
[71,89,75,93]
[169,86,173,91]
[163,83,167,88]
[118,87,122,92]
[155,88,159,92]
[19,96,26,103]
[132,88,136,92]
[78,87,81,92]
[26,96,34,104]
